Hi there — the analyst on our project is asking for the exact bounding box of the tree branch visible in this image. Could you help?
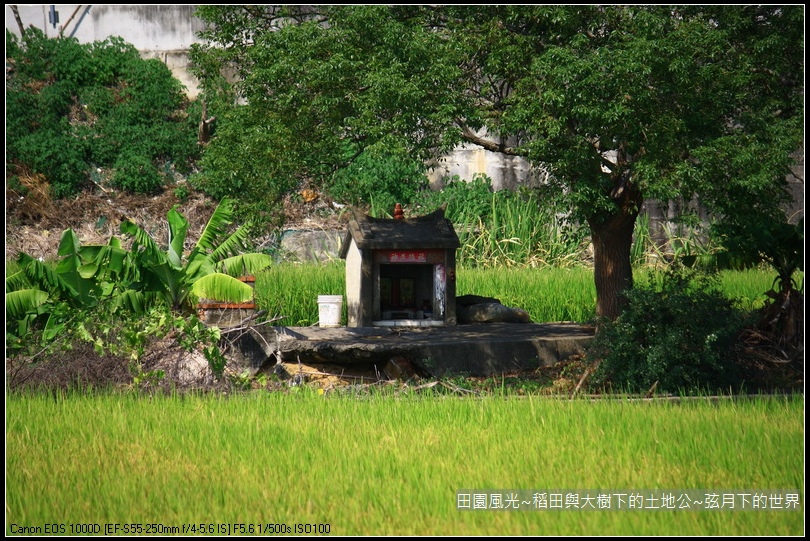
[455,119,521,156]
[10,5,25,36]
[60,5,84,37]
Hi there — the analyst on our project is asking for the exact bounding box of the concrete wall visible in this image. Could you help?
[427,144,549,191]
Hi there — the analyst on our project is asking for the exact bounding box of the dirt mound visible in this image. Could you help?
[6,177,351,262]
[6,174,225,261]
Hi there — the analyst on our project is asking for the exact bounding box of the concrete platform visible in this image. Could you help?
[238,323,595,377]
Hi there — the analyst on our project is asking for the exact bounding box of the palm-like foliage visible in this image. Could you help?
[120,197,273,312]
[6,198,273,349]
[6,230,135,340]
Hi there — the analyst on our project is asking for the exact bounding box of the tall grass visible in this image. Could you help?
[6,391,804,536]
[631,212,724,269]
[254,262,783,326]
[254,261,346,326]
[457,266,597,322]
[449,191,588,268]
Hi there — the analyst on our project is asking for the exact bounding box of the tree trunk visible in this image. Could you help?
[588,174,643,321]
[10,5,26,36]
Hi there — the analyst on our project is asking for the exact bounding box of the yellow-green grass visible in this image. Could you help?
[6,392,803,535]
[255,263,787,325]
[457,266,597,322]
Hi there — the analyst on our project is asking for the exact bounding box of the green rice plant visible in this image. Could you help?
[635,268,798,313]
[255,261,346,326]
[716,269,797,312]
[251,263,778,326]
[457,266,597,323]
[5,392,804,536]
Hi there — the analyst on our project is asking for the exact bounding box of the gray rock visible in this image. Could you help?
[279,229,343,263]
[456,294,502,307]
[457,302,531,324]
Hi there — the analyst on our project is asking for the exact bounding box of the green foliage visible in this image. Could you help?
[174,183,191,202]
[188,105,298,232]
[191,5,803,320]
[112,151,162,194]
[6,28,200,197]
[704,217,804,365]
[6,293,224,389]
[6,199,272,365]
[328,144,428,213]
[710,217,804,295]
[6,280,168,364]
[5,230,140,351]
[119,198,274,313]
[175,316,226,378]
[589,265,750,394]
[413,175,497,223]
[189,5,465,214]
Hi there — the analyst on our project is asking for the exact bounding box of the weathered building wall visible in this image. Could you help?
[427,144,548,192]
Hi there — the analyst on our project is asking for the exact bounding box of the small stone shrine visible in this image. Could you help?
[339,204,460,327]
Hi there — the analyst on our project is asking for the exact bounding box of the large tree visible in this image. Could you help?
[190,5,803,320]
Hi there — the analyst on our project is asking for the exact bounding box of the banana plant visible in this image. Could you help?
[120,197,273,313]
[6,229,135,341]
[7,197,273,346]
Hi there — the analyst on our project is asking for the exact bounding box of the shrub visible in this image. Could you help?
[327,144,428,215]
[5,28,200,198]
[588,265,750,394]
[112,151,163,194]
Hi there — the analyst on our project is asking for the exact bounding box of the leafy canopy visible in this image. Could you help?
[190,6,803,318]
[192,5,801,220]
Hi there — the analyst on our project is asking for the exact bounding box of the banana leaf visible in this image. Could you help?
[5,289,49,318]
[217,253,274,277]
[190,273,254,304]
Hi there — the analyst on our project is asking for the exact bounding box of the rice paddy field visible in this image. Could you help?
[255,262,783,326]
[5,391,804,536]
[6,254,803,535]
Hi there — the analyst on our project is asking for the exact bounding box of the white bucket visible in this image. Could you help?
[317,295,343,327]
